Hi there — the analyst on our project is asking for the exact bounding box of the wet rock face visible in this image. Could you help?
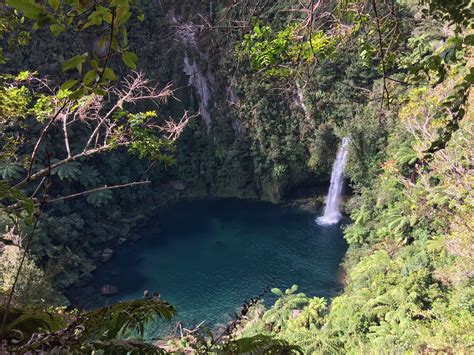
[281,197,324,214]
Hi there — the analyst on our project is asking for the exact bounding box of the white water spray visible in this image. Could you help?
[316,137,350,226]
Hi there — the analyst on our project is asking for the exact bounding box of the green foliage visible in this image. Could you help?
[0,181,35,224]
[0,243,66,306]
[235,2,473,353]
[395,145,418,166]
[241,22,335,77]
[4,0,145,99]
[421,0,474,28]
[122,51,138,70]
[0,9,31,63]
[84,339,165,354]
[75,299,175,340]
[271,164,287,180]
[0,1,472,353]
[0,80,31,122]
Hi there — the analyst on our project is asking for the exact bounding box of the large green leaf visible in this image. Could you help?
[122,51,138,69]
[50,23,65,36]
[6,0,44,20]
[62,54,87,72]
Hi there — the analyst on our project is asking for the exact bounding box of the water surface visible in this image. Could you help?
[71,198,347,334]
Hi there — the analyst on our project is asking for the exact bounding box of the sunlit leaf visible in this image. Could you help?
[62,54,86,72]
[122,51,137,69]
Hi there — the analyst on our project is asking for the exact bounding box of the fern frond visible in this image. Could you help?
[85,339,166,354]
[0,306,65,343]
[78,298,175,340]
[14,299,175,353]
[224,335,302,354]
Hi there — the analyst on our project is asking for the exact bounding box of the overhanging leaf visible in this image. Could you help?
[50,23,65,36]
[122,51,138,69]
[6,0,44,20]
[62,54,87,72]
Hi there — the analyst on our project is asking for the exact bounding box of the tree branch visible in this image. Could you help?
[44,180,151,204]
[371,0,390,113]
[26,100,69,180]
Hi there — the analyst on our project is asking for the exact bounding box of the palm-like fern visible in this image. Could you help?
[395,145,419,166]
[4,299,175,354]
[0,306,66,343]
[223,334,302,354]
[77,298,175,339]
[288,297,327,330]
[262,286,310,332]
[84,339,166,354]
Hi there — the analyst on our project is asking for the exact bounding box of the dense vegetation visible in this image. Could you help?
[0,0,472,353]
[229,1,474,352]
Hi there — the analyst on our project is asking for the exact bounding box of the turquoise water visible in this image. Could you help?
[71,198,347,335]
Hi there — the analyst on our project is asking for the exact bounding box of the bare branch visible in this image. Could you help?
[155,111,193,142]
[62,113,71,159]
[44,180,151,204]
[26,100,69,180]
[14,72,187,191]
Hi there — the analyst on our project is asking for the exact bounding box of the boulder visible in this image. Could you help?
[291,309,301,318]
[101,248,114,262]
[74,277,92,288]
[101,284,118,296]
[169,180,186,191]
[130,233,142,242]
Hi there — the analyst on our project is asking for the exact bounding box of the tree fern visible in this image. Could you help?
[0,162,23,181]
[223,335,302,354]
[281,328,321,354]
[86,189,113,207]
[10,299,175,354]
[395,145,419,166]
[79,165,102,187]
[262,286,310,332]
[288,297,327,331]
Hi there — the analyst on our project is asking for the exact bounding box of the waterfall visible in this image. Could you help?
[316,137,350,226]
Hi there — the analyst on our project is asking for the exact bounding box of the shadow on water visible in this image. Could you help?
[69,198,348,335]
